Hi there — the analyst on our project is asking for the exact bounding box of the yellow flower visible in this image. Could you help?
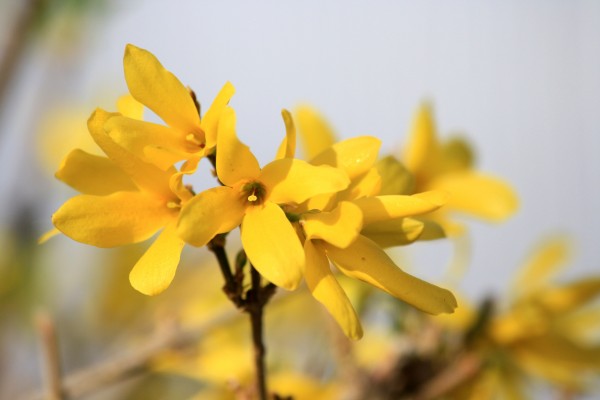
[440,236,600,398]
[398,103,519,234]
[286,136,458,339]
[177,106,350,290]
[52,108,193,296]
[105,44,234,170]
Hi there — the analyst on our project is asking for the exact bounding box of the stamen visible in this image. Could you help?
[167,201,181,209]
[248,193,258,202]
[185,133,203,146]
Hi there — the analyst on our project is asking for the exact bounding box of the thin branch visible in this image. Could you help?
[35,312,63,400]
[248,266,268,400]
[21,309,240,400]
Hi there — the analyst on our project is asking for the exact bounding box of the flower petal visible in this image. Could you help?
[116,94,144,120]
[311,136,381,180]
[361,217,425,248]
[261,158,349,204]
[275,109,296,159]
[403,102,440,176]
[123,44,201,134]
[294,105,337,160]
[324,235,457,314]
[514,236,571,293]
[88,109,175,200]
[38,228,60,244]
[177,186,245,247]
[302,201,362,249]
[375,155,415,195]
[201,81,235,148]
[537,278,600,314]
[52,191,172,247]
[216,107,260,186]
[104,116,193,170]
[352,191,447,225]
[337,167,382,201]
[241,202,304,290]
[429,171,519,221]
[129,222,185,296]
[55,149,137,195]
[305,240,363,340]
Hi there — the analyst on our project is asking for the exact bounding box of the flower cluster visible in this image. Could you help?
[51,44,516,340]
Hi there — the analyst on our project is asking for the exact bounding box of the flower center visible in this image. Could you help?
[185,133,206,149]
[242,181,267,205]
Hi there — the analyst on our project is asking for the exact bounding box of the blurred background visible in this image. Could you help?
[0,1,598,398]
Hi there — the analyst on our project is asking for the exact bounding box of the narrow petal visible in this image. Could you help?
[337,167,382,201]
[88,109,175,200]
[216,107,260,186]
[375,155,415,195]
[302,202,363,249]
[55,149,137,195]
[38,228,60,244]
[514,236,571,293]
[403,102,440,175]
[304,240,363,339]
[324,235,457,314]
[361,217,425,248]
[440,137,474,172]
[537,278,600,314]
[261,158,349,204]
[52,192,172,248]
[294,105,337,160]
[352,191,447,225]
[241,202,304,290]
[177,186,245,247]
[104,116,193,170]
[429,171,518,221]
[275,109,296,159]
[200,81,235,148]
[129,222,185,296]
[116,94,144,120]
[311,136,381,180]
[123,44,201,134]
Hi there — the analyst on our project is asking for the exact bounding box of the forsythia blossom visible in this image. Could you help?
[51,44,466,339]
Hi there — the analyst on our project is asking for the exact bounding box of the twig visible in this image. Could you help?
[248,266,268,400]
[21,308,240,400]
[0,0,45,120]
[35,312,63,400]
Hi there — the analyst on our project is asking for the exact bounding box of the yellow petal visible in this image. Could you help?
[275,109,296,159]
[116,94,144,120]
[241,202,304,290]
[177,186,245,247]
[375,155,415,195]
[129,222,185,296]
[55,149,137,195]
[302,201,363,248]
[403,102,440,175]
[201,81,235,148]
[88,109,175,200]
[537,278,600,314]
[261,158,349,204]
[361,217,425,248]
[104,116,192,170]
[514,235,571,293]
[337,167,382,201]
[52,192,172,248]
[440,137,474,172]
[304,240,363,340]
[324,235,457,314]
[352,191,447,225]
[38,228,60,244]
[216,107,260,186]
[429,171,518,221]
[310,136,381,180]
[412,217,446,241]
[123,44,201,134]
[294,105,337,160]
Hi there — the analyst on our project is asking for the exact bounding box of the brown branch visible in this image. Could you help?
[21,309,240,400]
[35,312,63,400]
